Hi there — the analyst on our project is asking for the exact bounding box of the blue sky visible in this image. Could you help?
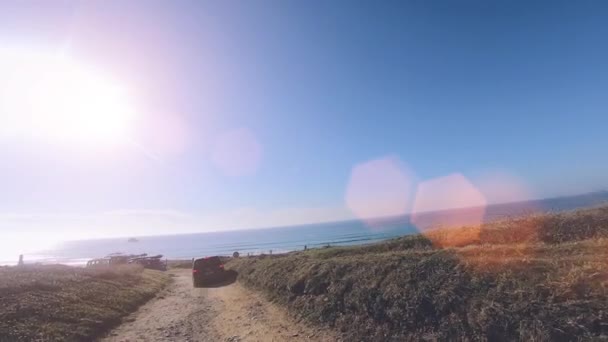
[1,0,608,242]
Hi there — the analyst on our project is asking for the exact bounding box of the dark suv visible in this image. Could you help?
[192,256,225,287]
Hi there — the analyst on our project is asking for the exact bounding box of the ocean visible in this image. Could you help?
[9,191,608,266]
[20,220,416,266]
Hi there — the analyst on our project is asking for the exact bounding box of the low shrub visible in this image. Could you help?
[228,206,608,341]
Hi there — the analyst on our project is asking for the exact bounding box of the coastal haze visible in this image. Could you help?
[2,1,608,341]
[2,1,608,259]
[7,191,606,266]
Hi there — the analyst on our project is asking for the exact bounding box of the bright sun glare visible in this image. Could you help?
[0,48,135,146]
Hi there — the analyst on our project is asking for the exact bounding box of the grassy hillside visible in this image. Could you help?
[228,205,608,341]
[0,264,169,341]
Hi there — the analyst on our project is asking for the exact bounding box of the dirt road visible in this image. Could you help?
[102,269,339,342]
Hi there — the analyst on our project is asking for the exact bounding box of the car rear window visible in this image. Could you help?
[193,257,221,268]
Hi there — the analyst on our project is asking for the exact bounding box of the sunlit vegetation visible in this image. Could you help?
[228,205,608,341]
[0,264,169,341]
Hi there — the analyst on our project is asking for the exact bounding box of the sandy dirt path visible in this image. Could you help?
[102,269,339,342]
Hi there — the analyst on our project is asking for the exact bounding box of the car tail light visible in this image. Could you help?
[219,264,224,269]
[192,269,198,273]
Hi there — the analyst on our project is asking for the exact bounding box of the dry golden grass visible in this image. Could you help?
[0,264,169,341]
[229,205,608,341]
[421,205,608,248]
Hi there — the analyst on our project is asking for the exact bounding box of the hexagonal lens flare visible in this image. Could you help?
[345,157,414,229]
[411,173,486,247]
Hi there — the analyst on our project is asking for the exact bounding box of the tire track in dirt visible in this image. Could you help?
[102,269,339,342]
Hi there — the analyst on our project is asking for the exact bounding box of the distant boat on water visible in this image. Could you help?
[127,237,139,243]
